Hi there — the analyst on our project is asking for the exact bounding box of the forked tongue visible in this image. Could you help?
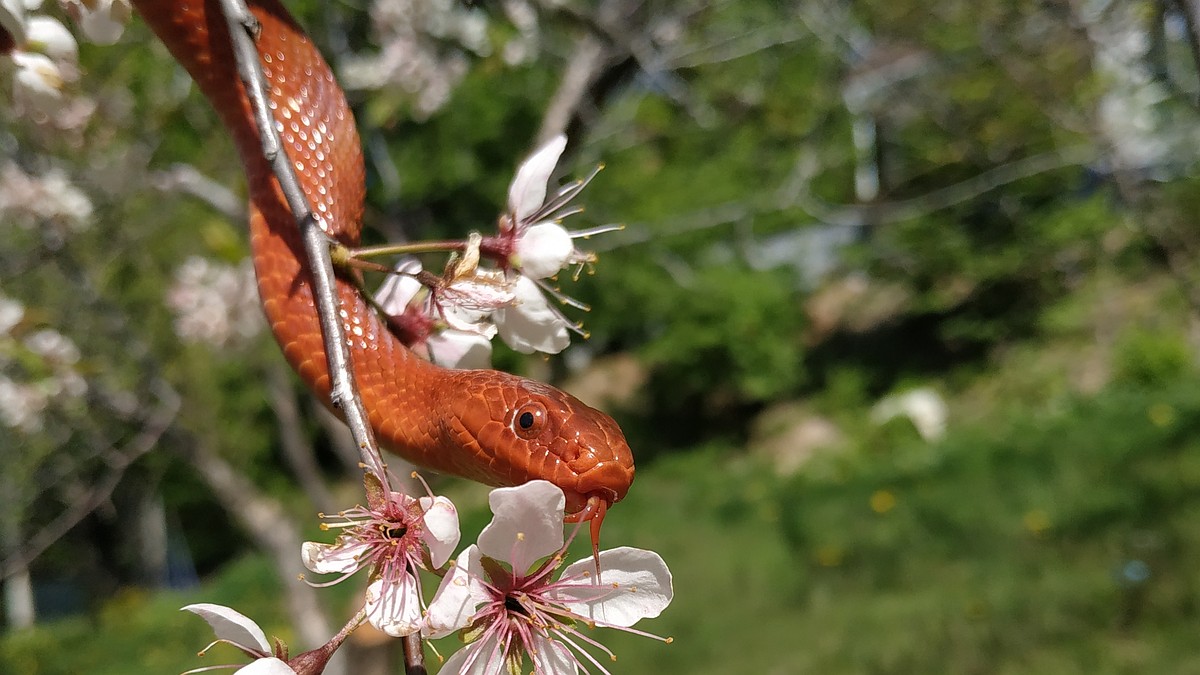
[588,495,608,579]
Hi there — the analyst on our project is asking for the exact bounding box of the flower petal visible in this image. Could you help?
[515,222,574,279]
[26,16,77,64]
[508,134,567,224]
[301,539,370,575]
[423,545,490,638]
[428,329,493,369]
[12,51,65,115]
[478,480,565,571]
[418,495,461,568]
[440,630,505,675]
[365,574,423,637]
[375,258,423,316]
[494,277,570,355]
[63,0,130,45]
[552,547,673,627]
[181,603,271,653]
[234,658,297,675]
[530,632,579,675]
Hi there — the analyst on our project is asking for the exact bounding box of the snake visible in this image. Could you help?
[130,0,634,541]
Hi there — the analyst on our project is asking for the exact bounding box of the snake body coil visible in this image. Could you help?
[131,0,634,524]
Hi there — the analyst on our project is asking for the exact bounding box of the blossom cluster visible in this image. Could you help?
[338,0,490,119]
[0,293,88,433]
[0,161,93,236]
[165,256,265,349]
[337,0,549,118]
[376,134,616,370]
[186,481,672,675]
[0,0,128,119]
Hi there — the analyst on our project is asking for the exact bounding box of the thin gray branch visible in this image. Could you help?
[537,32,609,144]
[594,144,1097,251]
[150,163,245,220]
[217,0,386,481]
[1,381,180,581]
[180,437,337,664]
[268,363,337,515]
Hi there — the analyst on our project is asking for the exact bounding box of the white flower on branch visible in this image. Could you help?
[371,135,617,360]
[0,323,87,433]
[26,16,76,64]
[0,374,48,433]
[0,294,24,335]
[493,275,570,355]
[339,0,489,118]
[0,3,81,118]
[424,481,673,674]
[500,134,609,281]
[302,479,459,637]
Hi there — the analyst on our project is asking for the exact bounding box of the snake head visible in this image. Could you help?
[441,370,635,521]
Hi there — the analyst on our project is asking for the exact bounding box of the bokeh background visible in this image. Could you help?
[5,0,1200,672]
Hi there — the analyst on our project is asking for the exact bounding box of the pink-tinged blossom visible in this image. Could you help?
[302,485,459,637]
[424,481,673,674]
[375,258,496,369]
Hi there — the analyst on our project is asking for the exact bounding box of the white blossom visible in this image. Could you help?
[302,486,459,637]
[870,387,948,441]
[11,50,65,114]
[493,275,570,355]
[375,258,496,369]
[425,481,673,674]
[25,16,76,64]
[0,295,24,335]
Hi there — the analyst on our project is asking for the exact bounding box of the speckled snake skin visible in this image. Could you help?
[132,0,633,523]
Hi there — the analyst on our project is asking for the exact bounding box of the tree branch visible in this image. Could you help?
[1,380,180,581]
[217,0,387,482]
[267,362,337,515]
[216,1,421,670]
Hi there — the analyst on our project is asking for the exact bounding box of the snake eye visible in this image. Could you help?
[513,402,548,439]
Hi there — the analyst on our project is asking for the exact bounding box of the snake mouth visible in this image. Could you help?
[563,491,611,522]
[563,493,611,569]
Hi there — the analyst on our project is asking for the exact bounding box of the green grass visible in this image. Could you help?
[7,382,1200,673]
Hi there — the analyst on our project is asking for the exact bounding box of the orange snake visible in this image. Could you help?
[130,0,634,536]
